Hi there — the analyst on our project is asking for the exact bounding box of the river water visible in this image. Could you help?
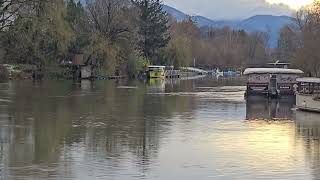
[0,77,320,180]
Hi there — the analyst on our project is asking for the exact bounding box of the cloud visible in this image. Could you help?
[163,0,294,20]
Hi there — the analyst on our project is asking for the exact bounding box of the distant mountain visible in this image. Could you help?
[162,5,187,21]
[162,5,294,47]
[235,15,294,47]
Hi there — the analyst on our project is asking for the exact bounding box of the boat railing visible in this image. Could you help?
[296,78,320,112]
[298,82,320,95]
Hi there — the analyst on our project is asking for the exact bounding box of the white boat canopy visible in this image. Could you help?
[243,68,304,75]
[148,65,166,68]
[297,77,320,84]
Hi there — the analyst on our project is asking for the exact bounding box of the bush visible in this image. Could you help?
[127,56,150,78]
[0,65,9,82]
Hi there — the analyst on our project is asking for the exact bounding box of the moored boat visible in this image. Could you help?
[296,77,320,112]
[243,68,304,97]
[147,66,166,79]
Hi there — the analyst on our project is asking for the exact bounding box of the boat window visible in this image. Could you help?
[299,82,320,95]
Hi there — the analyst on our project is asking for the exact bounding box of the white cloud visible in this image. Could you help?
[266,0,313,10]
[163,0,294,20]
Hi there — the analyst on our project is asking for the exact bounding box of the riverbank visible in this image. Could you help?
[0,64,35,81]
[0,63,213,82]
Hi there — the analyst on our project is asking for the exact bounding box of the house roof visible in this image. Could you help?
[267,63,291,65]
[243,68,304,75]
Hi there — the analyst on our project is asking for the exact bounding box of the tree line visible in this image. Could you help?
[167,17,269,70]
[276,0,320,77]
[0,0,170,78]
[4,0,315,79]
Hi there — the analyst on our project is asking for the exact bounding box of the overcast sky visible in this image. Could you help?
[163,0,297,20]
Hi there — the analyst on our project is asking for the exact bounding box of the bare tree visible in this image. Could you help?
[1,0,26,31]
[86,0,131,42]
[0,0,53,31]
[293,1,320,76]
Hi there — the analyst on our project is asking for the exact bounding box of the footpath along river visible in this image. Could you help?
[0,77,320,180]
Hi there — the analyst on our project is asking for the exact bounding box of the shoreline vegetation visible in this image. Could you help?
[1,0,320,82]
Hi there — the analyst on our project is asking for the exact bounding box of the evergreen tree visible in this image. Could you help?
[66,0,88,54]
[66,0,85,29]
[132,0,170,64]
[66,0,78,26]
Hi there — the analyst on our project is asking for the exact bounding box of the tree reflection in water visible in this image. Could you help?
[1,78,320,180]
[0,80,197,179]
[295,111,320,180]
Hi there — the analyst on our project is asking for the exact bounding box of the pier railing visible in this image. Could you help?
[165,70,180,78]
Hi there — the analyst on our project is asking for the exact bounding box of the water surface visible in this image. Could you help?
[0,77,319,180]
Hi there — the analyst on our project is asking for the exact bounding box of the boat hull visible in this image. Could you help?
[296,94,320,112]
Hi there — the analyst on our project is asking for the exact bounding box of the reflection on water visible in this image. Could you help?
[246,96,295,120]
[296,111,320,138]
[146,79,166,93]
[0,78,320,179]
[295,111,320,180]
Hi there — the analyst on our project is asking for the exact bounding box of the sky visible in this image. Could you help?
[163,0,314,20]
[266,0,313,9]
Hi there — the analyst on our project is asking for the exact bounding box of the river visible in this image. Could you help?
[0,77,320,180]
